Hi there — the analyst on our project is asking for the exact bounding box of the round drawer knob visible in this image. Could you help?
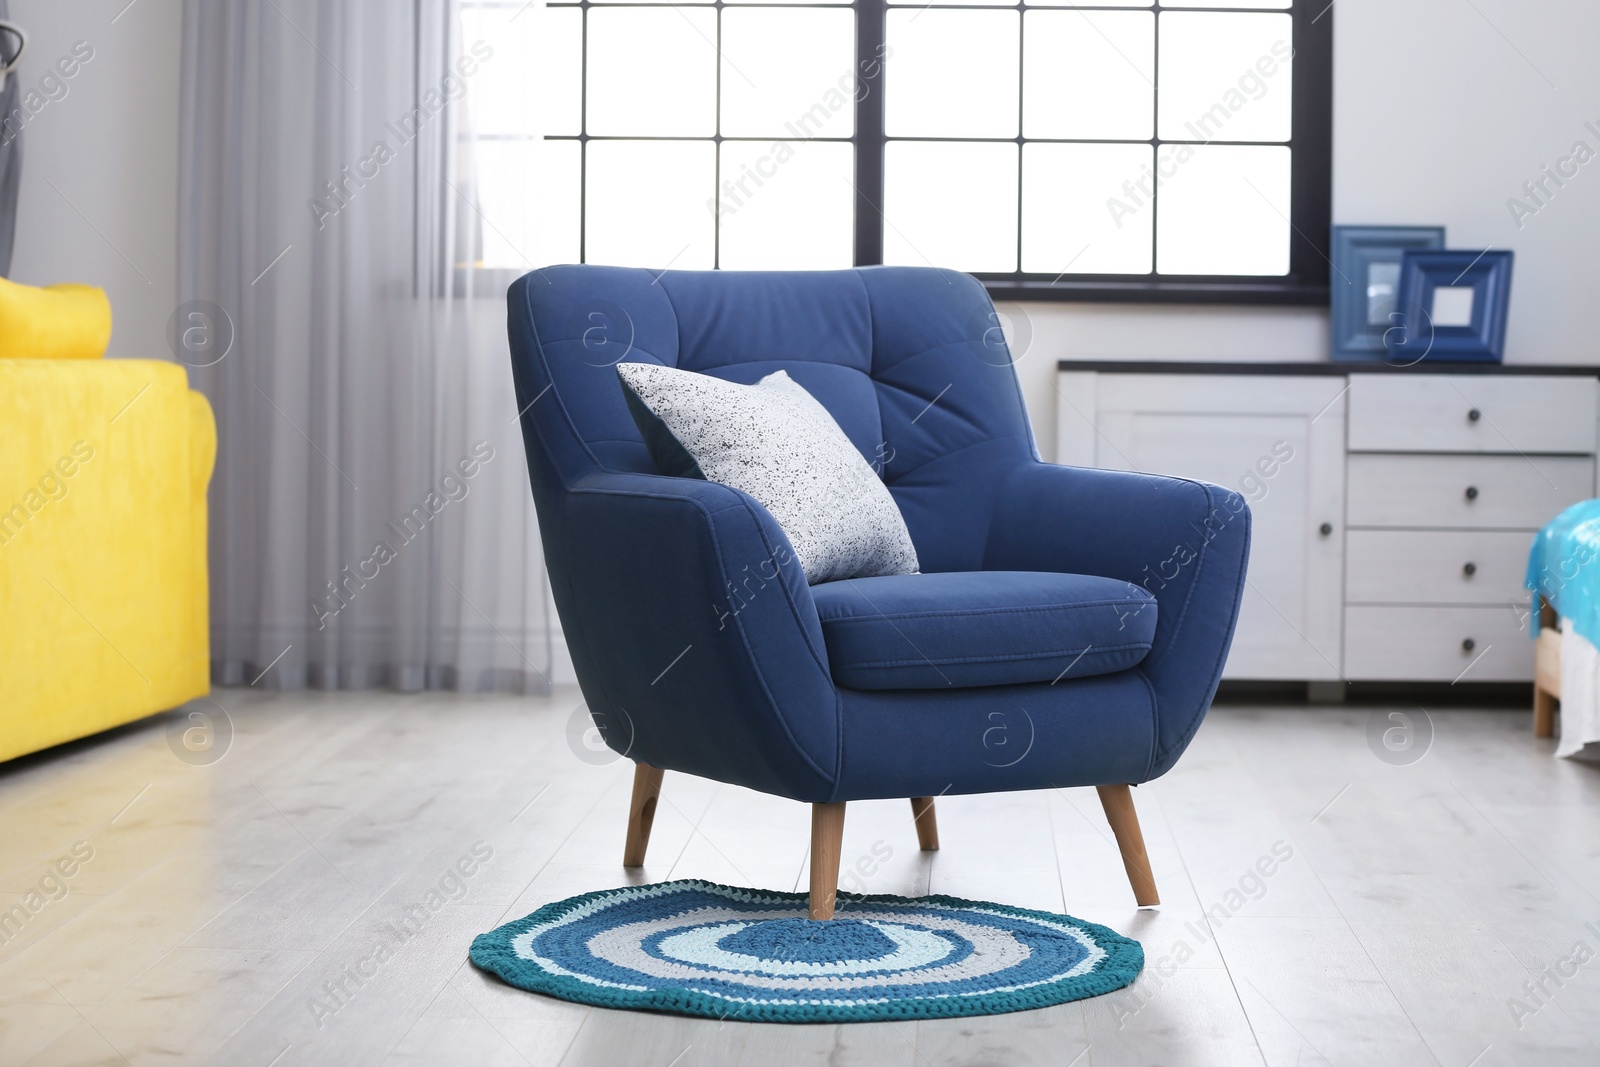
[1463,561,1477,576]
[1462,638,1476,653]
[1465,486,1479,501]
[1319,522,1333,537]
[1468,408,1482,422]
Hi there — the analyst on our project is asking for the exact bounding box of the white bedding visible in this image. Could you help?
[1558,623,1600,757]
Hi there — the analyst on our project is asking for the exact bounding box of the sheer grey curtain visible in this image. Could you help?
[178,0,555,692]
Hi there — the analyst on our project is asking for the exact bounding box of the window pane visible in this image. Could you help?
[1156,144,1289,275]
[1022,143,1152,275]
[884,141,1017,273]
[1026,1,1151,7]
[1023,11,1153,140]
[1164,0,1289,8]
[717,141,854,269]
[586,140,716,269]
[472,139,582,270]
[721,8,856,139]
[587,8,717,136]
[539,9,583,137]
[463,6,580,136]
[1157,12,1293,143]
[886,11,1019,139]
[887,0,1017,6]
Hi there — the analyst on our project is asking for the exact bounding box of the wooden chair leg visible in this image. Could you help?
[910,797,940,851]
[809,802,847,920]
[622,762,664,867]
[1097,784,1160,907]
[1534,686,1557,739]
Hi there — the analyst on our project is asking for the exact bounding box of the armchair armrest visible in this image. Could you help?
[557,470,840,801]
[983,462,1251,776]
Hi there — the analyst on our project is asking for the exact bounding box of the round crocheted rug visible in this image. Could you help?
[468,879,1143,1023]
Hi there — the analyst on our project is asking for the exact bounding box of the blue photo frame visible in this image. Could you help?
[1330,225,1446,361]
[1384,250,1514,364]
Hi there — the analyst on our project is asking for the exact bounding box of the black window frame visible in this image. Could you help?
[462,0,1332,305]
[854,0,1333,305]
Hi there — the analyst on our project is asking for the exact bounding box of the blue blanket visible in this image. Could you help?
[1526,498,1600,647]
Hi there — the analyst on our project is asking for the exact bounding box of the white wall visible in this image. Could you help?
[7,0,181,362]
[1333,0,1600,363]
[1012,0,1600,459]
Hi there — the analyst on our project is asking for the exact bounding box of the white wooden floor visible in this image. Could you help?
[2,689,1598,1066]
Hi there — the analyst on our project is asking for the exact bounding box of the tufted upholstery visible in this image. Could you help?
[508,265,1251,804]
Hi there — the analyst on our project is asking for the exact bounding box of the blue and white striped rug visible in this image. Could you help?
[469,879,1144,1022]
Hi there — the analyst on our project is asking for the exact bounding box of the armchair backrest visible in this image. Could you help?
[506,265,1038,570]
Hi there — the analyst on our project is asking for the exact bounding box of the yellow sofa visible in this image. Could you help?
[0,358,215,762]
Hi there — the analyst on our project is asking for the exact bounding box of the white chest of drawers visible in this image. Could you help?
[1341,375,1597,682]
[1057,363,1600,684]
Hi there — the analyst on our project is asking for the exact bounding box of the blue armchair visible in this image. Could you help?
[508,265,1250,919]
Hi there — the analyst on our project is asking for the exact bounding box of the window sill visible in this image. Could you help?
[461,267,1330,309]
[979,278,1330,307]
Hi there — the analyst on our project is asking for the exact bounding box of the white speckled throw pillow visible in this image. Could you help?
[616,362,920,585]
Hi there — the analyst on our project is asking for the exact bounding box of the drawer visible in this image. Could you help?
[1348,375,1598,454]
[1344,606,1532,681]
[1346,530,1534,605]
[1347,454,1593,529]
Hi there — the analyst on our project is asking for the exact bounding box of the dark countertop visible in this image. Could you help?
[1055,360,1600,376]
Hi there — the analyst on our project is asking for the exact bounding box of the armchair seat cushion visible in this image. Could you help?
[810,571,1157,691]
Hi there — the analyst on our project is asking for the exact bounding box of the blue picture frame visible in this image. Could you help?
[1385,250,1514,364]
[1330,225,1446,361]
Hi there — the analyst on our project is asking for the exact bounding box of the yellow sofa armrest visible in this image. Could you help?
[0,359,215,761]
[0,278,113,360]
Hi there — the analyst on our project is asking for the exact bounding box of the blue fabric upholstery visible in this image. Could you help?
[508,265,1251,803]
[811,572,1156,690]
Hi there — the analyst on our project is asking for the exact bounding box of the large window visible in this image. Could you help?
[460,0,1331,302]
